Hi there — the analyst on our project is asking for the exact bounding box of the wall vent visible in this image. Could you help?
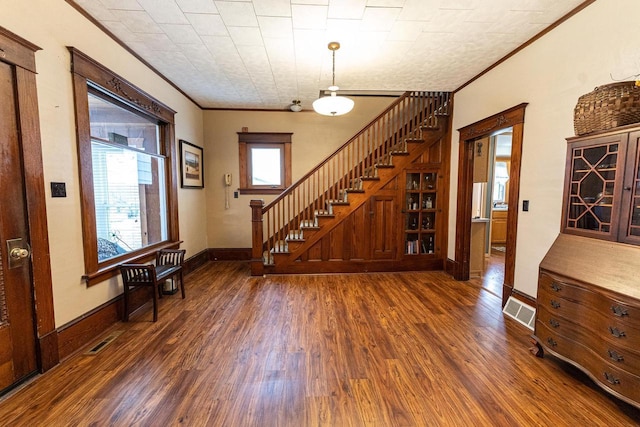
[84,330,123,355]
[502,297,535,330]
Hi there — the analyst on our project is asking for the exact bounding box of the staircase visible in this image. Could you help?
[250,91,451,276]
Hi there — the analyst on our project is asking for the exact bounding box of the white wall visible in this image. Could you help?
[203,98,394,248]
[449,0,640,297]
[1,0,206,326]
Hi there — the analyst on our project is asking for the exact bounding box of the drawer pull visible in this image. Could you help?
[611,305,629,317]
[550,300,561,309]
[549,319,560,328]
[607,349,624,362]
[604,372,620,385]
[608,326,626,338]
[550,282,562,292]
[547,337,557,347]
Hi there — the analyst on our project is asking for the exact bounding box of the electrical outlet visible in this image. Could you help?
[234,191,239,198]
[523,200,529,211]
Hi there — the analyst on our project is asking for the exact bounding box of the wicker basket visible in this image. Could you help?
[574,81,640,135]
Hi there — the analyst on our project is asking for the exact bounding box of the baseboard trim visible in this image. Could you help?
[37,330,59,372]
[208,248,252,261]
[184,249,209,274]
[56,297,121,360]
[445,258,456,276]
[510,288,536,307]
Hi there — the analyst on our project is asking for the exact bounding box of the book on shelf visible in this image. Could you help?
[406,240,419,254]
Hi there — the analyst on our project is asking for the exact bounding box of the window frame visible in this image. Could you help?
[69,47,180,286]
[238,132,292,195]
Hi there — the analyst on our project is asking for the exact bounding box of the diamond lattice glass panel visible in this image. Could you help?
[576,211,600,230]
[593,205,611,223]
[583,146,607,165]
[568,197,586,220]
[580,173,605,201]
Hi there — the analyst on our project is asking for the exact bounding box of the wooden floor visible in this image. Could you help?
[1,262,639,426]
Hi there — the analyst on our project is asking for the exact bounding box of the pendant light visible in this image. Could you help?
[313,42,354,116]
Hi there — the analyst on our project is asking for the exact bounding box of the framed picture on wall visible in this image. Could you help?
[179,139,204,188]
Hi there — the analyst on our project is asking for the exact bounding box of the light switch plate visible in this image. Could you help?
[51,182,66,198]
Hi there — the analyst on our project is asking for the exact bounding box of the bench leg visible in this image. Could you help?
[123,285,130,322]
[179,271,185,299]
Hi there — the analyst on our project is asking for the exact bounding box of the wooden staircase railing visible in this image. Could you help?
[250,91,451,275]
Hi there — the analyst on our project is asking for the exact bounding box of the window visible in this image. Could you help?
[493,160,510,207]
[70,48,179,285]
[238,132,292,194]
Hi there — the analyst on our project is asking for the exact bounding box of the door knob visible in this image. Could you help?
[6,238,31,269]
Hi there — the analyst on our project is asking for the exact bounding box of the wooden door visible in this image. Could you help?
[0,60,38,391]
[370,194,397,260]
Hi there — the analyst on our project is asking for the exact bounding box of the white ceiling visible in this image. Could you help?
[70,0,587,110]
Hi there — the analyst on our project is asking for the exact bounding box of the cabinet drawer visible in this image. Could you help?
[538,291,640,354]
[537,306,640,377]
[539,272,640,329]
[536,321,640,407]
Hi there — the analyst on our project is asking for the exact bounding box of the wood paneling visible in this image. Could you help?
[370,194,397,260]
[0,261,638,424]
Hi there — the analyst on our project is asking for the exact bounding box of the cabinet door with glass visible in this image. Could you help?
[562,133,628,240]
[620,131,640,245]
[404,170,438,255]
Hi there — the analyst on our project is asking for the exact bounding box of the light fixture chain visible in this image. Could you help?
[332,49,336,87]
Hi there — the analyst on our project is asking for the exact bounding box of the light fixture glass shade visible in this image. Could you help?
[312,91,354,116]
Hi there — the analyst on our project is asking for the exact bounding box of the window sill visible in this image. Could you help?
[238,188,284,195]
[83,241,182,286]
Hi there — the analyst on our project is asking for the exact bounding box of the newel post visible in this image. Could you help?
[250,199,265,276]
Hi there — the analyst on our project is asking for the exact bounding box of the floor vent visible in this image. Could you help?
[84,330,124,355]
[502,297,536,330]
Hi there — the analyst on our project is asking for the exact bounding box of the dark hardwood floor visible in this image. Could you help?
[0,261,639,426]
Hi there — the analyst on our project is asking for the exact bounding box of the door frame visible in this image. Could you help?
[453,103,527,306]
[0,27,58,372]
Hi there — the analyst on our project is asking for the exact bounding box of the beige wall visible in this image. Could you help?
[449,0,640,297]
[1,0,205,326]
[203,98,394,248]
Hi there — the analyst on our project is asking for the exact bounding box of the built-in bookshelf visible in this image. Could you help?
[404,171,437,255]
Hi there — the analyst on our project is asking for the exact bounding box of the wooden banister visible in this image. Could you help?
[254,91,450,269]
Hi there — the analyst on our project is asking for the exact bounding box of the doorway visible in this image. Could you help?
[0,26,58,394]
[453,104,527,307]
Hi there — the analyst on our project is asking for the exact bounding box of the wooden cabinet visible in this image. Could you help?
[403,171,438,256]
[490,210,507,244]
[536,222,640,409]
[563,127,640,244]
[538,125,640,408]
